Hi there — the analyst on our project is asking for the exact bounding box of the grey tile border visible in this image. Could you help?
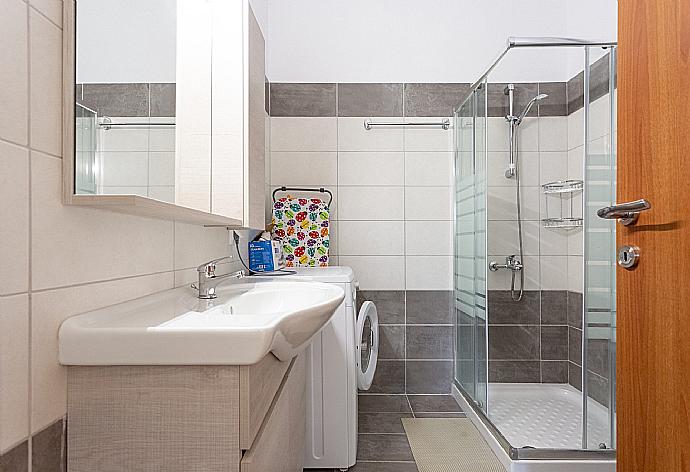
[406,291,452,324]
[489,360,541,383]
[31,418,65,472]
[149,83,176,117]
[358,394,412,413]
[357,290,405,325]
[566,71,584,114]
[338,83,403,117]
[264,77,270,114]
[379,325,405,360]
[406,325,453,360]
[356,433,415,462]
[405,360,452,394]
[540,325,568,360]
[407,394,463,414]
[269,83,336,117]
[487,290,540,324]
[541,360,569,383]
[358,412,412,434]
[368,361,406,394]
[403,83,471,117]
[0,440,28,472]
[537,82,567,116]
[487,82,539,118]
[81,83,150,117]
[488,325,540,360]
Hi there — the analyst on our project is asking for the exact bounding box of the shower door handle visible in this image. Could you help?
[597,199,651,226]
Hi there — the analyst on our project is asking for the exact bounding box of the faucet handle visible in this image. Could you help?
[196,256,232,274]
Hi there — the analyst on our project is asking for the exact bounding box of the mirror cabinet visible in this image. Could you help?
[63,0,266,228]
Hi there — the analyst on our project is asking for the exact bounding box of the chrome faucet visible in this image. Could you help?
[489,255,523,272]
[193,257,245,299]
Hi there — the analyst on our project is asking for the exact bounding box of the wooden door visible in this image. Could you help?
[617,1,690,470]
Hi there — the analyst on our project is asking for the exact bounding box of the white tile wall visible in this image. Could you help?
[486,113,586,291]
[0,2,239,451]
[404,152,453,186]
[337,117,404,152]
[269,117,454,290]
[338,152,404,186]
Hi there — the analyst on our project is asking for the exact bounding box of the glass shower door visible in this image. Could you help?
[454,81,488,411]
[583,46,617,450]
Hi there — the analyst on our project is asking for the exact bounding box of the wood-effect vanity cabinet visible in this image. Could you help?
[66,353,306,471]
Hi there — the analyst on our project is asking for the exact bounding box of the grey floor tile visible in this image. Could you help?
[0,440,28,472]
[350,461,419,471]
[356,434,414,461]
[358,394,412,413]
[31,419,65,472]
[407,394,462,413]
[359,412,412,434]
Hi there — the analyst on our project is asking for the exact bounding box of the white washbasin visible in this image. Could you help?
[58,280,344,365]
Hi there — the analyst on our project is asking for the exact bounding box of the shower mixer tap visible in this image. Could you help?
[489,255,523,272]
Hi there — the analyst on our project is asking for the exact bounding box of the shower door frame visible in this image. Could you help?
[452,37,618,462]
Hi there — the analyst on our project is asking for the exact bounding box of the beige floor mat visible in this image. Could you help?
[402,418,506,472]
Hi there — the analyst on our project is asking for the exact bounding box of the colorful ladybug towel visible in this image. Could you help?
[271,196,330,267]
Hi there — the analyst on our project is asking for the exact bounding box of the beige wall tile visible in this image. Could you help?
[270,117,337,152]
[30,271,173,432]
[173,223,231,271]
[0,141,30,295]
[29,0,63,27]
[0,294,29,452]
[405,255,452,290]
[270,151,337,186]
[0,0,29,146]
[29,10,62,156]
[404,152,453,186]
[31,152,175,290]
[338,255,404,290]
[337,117,403,152]
[337,221,404,256]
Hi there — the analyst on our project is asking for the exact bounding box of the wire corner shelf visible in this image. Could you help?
[541,217,583,229]
[541,179,584,194]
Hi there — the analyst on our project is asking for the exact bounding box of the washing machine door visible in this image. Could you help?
[355,301,378,390]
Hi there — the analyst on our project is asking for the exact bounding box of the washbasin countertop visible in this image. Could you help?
[58,280,344,366]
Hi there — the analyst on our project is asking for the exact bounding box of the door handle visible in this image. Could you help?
[597,199,651,226]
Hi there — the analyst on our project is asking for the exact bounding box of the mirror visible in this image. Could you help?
[74,0,211,210]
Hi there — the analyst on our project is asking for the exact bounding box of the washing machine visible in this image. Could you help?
[262,266,378,470]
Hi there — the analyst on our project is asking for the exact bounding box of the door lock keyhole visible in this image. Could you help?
[618,245,640,269]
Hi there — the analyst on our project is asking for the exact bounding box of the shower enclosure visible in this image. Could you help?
[453,38,617,462]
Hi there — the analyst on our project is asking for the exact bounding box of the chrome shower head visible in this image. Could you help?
[516,93,548,124]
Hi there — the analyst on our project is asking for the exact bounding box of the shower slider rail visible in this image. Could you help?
[364,119,450,130]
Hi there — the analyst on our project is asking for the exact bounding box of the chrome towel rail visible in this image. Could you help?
[364,119,450,130]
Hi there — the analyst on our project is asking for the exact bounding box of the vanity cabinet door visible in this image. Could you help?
[239,353,291,449]
[240,354,307,472]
